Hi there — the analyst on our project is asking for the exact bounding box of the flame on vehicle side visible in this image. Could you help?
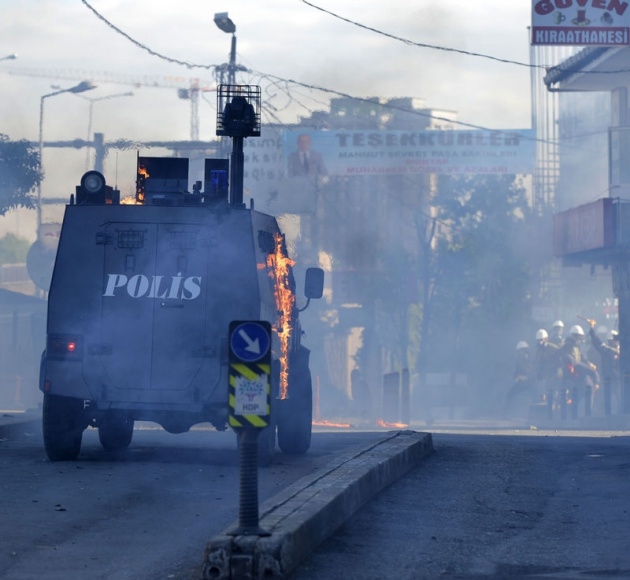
[267,232,295,399]
[135,164,150,204]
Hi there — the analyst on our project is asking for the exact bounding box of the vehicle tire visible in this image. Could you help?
[42,393,85,461]
[257,421,276,467]
[38,350,47,393]
[98,412,134,451]
[277,346,313,455]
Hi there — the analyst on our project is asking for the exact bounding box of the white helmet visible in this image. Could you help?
[516,341,529,350]
[536,329,548,340]
[569,324,585,336]
[552,320,564,329]
[609,330,619,341]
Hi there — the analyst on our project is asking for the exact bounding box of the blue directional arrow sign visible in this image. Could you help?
[229,321,271,363]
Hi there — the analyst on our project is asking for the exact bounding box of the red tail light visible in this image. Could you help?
[47,334,83,360]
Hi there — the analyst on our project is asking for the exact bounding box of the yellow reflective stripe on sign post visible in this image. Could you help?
[245,414,268,427]
[232,362,270,379]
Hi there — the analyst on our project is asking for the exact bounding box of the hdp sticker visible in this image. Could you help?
[234,374,268,415]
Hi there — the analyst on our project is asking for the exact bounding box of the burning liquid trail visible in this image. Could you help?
[313,419,352,428]
[376,418,409,429]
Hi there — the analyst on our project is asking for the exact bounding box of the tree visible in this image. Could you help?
[0,233,30,264]
[0,134,42,216]
[423,174,537,411]
[433,174,532,323]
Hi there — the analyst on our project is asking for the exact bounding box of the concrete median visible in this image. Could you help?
[201,429,434,580]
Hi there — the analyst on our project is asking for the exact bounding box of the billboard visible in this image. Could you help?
[282,129,536,177]
[244,128,537,215]
[553,198,615,256]
[532,0,630,46]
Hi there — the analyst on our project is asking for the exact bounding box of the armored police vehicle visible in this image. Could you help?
[39,155,323,464]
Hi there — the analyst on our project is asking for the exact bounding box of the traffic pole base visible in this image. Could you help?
[227,525,271,537]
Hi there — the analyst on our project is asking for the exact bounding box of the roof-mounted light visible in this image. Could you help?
[81,170,106,195]
[76,170,120,205]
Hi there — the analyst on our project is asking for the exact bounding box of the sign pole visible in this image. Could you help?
[227,320,272,537]
[233,429,268,536]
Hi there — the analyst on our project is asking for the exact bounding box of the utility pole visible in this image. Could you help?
[81,91,133,170]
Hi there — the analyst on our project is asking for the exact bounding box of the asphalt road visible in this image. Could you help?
[294,429,630,580]
[0,422,387,580]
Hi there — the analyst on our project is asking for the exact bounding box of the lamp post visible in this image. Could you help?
[80,91,134,170]
[214,12,246,86]
[214,12,248,159]
[38,81,95,235]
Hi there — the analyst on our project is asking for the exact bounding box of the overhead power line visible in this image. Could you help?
[77,0,552,143]
[301,0,630,76]
[300,0,538,70]
[81,0,216,71]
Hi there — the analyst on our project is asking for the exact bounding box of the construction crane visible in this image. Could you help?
[4,66,216,140]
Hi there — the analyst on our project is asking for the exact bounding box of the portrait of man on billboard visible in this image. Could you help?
[287,133,328,178]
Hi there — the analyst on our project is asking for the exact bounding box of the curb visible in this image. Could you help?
[201,429,434,579]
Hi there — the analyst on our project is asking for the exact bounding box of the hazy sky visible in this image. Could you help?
[0,0,535,239]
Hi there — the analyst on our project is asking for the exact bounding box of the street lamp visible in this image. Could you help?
[214,12,244,86]
[80,91,134,170]
[214,12,235,34]
[0,53,17,62]
[38,81,96,235]
[214,12,248,159]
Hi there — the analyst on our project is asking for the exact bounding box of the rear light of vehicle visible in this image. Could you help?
[47,334,83,361]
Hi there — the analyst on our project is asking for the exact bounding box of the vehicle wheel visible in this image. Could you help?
[277,347,313,455]
[98,412,134,451]
[258,417,277,467]
[38,350,47,393]
[42,393,85,461]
